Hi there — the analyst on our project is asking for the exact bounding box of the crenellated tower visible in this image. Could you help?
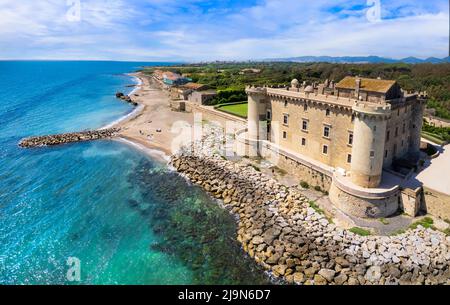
[350,102,391,188]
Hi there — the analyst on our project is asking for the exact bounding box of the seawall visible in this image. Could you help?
[170,125,450,285]
[19,128,120,148]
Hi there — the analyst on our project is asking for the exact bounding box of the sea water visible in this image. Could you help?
[0,61,267,284]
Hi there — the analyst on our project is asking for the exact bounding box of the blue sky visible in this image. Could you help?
[0,0,448,61]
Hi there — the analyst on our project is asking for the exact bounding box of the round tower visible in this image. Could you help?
[350,102,391,188]
[408,98,426,159]
[245,86,267,156]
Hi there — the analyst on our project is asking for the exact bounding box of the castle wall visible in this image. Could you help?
[269,97,354,172]
[236,131,332,191]
[423,187,450,221]
[382,101,424,166]
[329,182,400,218]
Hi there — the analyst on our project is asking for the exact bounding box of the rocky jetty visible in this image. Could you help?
[19,128,120,148]
[116,92,138,106]
[171,125,450,285]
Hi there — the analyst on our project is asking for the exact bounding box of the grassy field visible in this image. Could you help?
[421,131,446,145]
[216,103,248,118]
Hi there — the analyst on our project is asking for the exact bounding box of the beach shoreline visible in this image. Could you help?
[110,71,193,158]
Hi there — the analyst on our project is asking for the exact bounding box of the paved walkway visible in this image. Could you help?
[415,142,450,195]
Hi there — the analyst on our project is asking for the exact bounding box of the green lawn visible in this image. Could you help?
[217,103,248,118]
[421,131,446,145]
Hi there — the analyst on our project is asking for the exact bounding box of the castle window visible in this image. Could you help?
[284,100,288,107]
[370,151,375,158]
[301,138,306,146]
[322,145,328,155]
[401,140,404,147]
[373,125,377,132]
[302,120,308,131]
[283,131,287,139]
[402,123,406,133]
[267,110,271,120]
[397,109,400,116]
[348,133,353,145]
[395,127,398,137]
[304,103,308,111]
[351,114,355,123]
[386,130,390,141]
[323,126,330,138]
[385,150,388,158]
[283,114,289,125]
[347,154,352,163]
[326,109,330,116]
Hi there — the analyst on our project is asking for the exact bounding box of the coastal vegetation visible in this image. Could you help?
[144,62,450,119]
[215,102,248,118]
[409,217,435,230]
[421,120,450,144]
[349,227,372,236]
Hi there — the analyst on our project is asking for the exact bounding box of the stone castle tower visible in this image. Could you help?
[241,76,426,218]
[350,102,391,188]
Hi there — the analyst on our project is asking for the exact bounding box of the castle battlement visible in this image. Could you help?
[242,77,425,218]
[352,102,391,119]
[245,86,267,96]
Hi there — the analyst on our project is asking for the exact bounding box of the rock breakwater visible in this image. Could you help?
[170,125,450,285]
[19,128,120,148]
[116,92,138,106]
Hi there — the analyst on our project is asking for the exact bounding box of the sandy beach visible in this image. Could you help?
[114,72,194,157]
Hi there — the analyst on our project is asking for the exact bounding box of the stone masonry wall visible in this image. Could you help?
[171,125,450,285]
[424,187,450,221]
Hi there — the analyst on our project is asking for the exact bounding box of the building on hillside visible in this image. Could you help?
[188,90,218,105]
[239,68,262,74]
[152,70,191,86]
[238,76,427,218]
[173,83,210,100]
[162,72,191,86]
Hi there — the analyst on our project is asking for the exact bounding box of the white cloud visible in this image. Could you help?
[0,0,448,61]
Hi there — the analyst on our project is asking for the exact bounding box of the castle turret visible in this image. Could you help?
[350,102,391,188]
[245,86,267,155]
[408,98,426,159]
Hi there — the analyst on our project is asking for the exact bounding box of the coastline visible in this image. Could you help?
[111,71,193,158]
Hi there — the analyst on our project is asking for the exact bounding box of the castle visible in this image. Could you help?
[239,76,427,218]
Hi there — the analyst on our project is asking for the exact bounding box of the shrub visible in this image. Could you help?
[300,181,309,189]
[309,201,324,215]
[208,89,247,105]
[250,164,261,172]
[314,185,322,192]
[379,218,390,225]
[409,216,435,230]
[349,227,371,236]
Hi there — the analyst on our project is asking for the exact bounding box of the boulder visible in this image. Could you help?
[318,269,336,282]
[365,266,382,283]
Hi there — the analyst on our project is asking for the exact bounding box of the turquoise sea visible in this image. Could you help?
[0,61,267,284]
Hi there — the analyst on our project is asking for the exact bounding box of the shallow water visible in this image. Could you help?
[0,61,268,284]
